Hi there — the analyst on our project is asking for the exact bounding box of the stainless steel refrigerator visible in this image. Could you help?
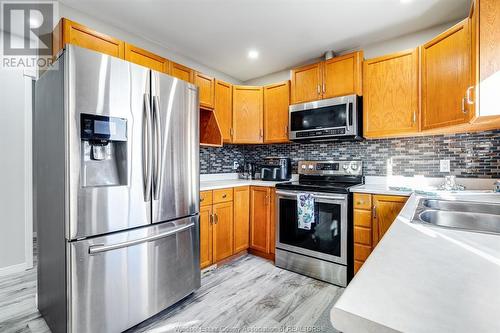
[34,45,200,333]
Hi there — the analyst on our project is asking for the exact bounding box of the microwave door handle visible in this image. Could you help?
[345,103,350,132]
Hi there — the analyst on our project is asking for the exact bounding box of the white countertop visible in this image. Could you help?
[350,184,413,196]
[199,173,297,191]
[331,191,500,333]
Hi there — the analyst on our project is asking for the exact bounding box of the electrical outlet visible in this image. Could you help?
[233,161,239,170]
[440,160,450,173]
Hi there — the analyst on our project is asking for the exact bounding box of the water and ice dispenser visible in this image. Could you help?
[80,113,128,187]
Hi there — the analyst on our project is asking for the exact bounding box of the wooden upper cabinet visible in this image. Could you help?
[264,81,290,143]
[323,51,363,98]
[233,186,250,253]
[53,18,124,58]
[169,62,194,83]
[363,49,420,138]
[232,85,264,144]
[199,205,213,269]
[249,186,271,254]
[212,201,234,262]
[215,80,233,143]
[291,62,322,104]
[421,19,472,130]
[194,72,215,109]
[124,43,169,73]
[372,195,407,247]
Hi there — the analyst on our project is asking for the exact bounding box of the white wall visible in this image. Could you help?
[0,31,33,275]
[243,20,461,86]
[58,4,243,85]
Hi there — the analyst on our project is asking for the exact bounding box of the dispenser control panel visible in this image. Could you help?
[81,114,127,142]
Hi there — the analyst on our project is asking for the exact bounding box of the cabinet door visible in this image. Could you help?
[372,195,408,247]
[264,81,290,143]
[213,201,234,262]
[124,43,168,73]
[421,19,472,130]
[232,85,264,143]
[54,18,125,58]
[233,186,250,253]
[323,51,363,98]
[363,49,419,138]
[249,187,270,253]
[200,205,213,269]
[194,72,215,109]
[290,62,322,104]
[215,80,233,143]
[169,62,194,83]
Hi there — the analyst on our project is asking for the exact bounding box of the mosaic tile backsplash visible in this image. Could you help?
[200,130,500,178]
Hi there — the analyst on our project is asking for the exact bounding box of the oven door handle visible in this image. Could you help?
[276,190,346,201]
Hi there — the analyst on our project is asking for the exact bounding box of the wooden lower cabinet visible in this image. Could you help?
[199,204,213,269]
[200,187,251,268]
[213,201,234,262]
[353,193,408,274]
[233,186,250,253]
[249,186,275,258]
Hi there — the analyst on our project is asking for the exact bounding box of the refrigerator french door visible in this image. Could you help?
[36,45,200,333]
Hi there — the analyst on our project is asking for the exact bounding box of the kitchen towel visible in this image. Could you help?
[297,193,315,230]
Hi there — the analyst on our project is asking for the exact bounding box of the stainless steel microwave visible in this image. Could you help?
[289,94,362,141]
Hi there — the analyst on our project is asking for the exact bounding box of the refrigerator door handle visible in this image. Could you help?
[143,93,153,202]
[153,95,162,200]
[88,222,195,255]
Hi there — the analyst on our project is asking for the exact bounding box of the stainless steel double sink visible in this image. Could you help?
[412,198,500,235]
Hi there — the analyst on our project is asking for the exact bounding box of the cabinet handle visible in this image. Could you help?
[259,129,263,138]
[214,213,218,224]
[210,213,214,224]
[357,200,364,205]
[412,111,417,124]
[222,194,227,199]
[322,83,326,94]
[317,84,321,95]
[461,97,467,114]
[200,197,204,202]
[466,86,474,105]
[373,206,377,219]
[230,128,234,138]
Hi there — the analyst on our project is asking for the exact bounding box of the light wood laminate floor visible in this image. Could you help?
[0,253,342,333]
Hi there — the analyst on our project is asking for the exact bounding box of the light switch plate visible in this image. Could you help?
[440,160,450,173]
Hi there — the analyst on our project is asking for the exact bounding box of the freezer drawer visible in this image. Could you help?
[69,215,200,333]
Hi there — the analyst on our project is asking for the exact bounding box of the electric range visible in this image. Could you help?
[274,160,364,287]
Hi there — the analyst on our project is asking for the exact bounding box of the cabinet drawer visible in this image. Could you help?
[200,191,213,207]
[354,193,372,210]
[354,226,372,246]
[213,188,233,203]
[354,244,372,261]
[354,209,372,228]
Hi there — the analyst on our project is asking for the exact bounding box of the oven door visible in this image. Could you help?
[276,190,348,265]
[289,95,357,140]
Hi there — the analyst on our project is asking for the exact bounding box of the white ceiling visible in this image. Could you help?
[59,0,469,82]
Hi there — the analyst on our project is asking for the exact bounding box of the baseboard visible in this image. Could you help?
[248,248,275,261]
[0,262,28,277]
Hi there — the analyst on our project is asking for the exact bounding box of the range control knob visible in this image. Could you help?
[301,164,307,170]
[342,164,349,170]
[351,162,359,170]
[308,164,314,170]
